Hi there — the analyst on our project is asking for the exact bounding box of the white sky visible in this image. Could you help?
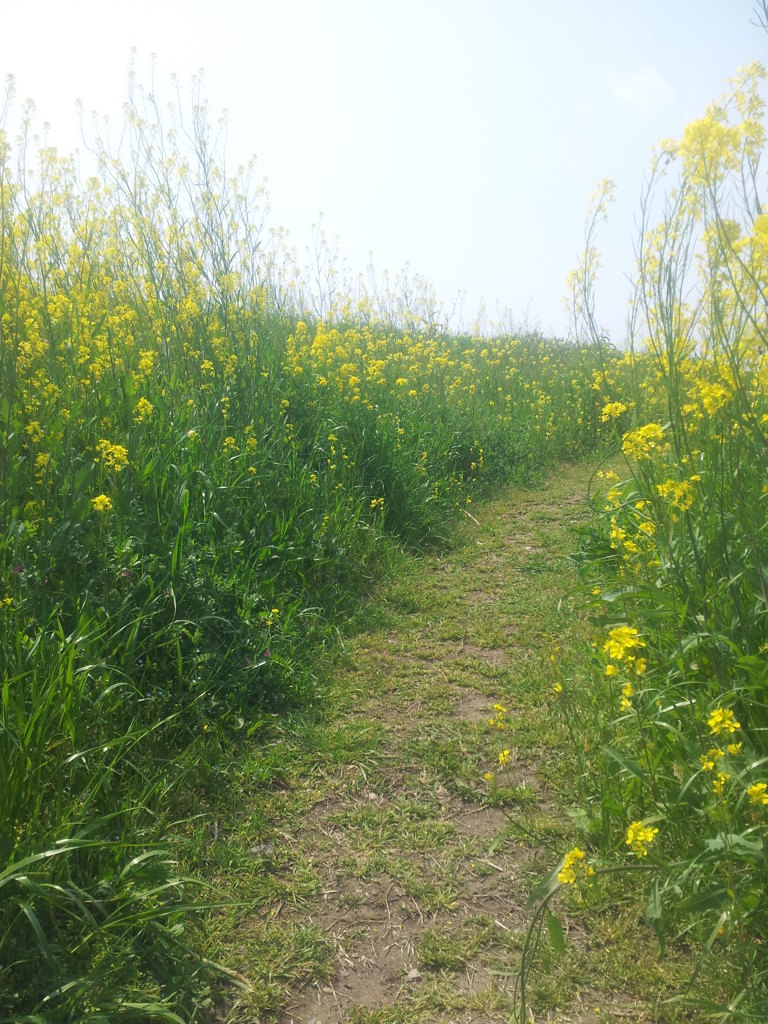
[1,0,766,341]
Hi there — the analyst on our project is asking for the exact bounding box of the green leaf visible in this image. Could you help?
[545,907,566,957]
[645,879,662,925]
[678,886,730,914]
[600,744,645,780]
[705,833,763,858]
[527,862,563,906]
[644,880,666,958]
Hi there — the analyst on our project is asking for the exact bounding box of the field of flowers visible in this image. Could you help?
[0,88,625,1019]
[4,54,768,1021]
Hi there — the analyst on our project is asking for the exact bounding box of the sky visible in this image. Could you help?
[0,0,766,342]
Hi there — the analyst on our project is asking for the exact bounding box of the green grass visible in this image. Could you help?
[185,459,731,1024]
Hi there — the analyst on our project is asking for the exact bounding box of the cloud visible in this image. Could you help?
[605,66,674,116]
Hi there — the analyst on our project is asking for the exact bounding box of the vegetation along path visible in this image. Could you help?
[214,460,688,1024]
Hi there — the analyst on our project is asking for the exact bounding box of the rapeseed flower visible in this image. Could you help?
[91,494,113,513]
[656,479,696,513]
[134,397,154,423]
[621,422,667,460]
[707,708,740,735]
[34,452,51,483]
[95,440,129,473]
[601,401,627,421]
[700,747,724,772]
[626,821,658,857]
[713,771,731,796]
[603,625,645,661]
[557,847,594,884]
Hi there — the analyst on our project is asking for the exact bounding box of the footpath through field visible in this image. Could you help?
[225,460,653,1024]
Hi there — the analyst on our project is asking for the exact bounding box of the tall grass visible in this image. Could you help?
[0,74,621,1019]
[541,61,768,1020]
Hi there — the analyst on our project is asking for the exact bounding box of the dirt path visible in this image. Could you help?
[227,460,648,1023]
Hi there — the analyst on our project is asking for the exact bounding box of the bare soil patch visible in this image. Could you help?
[457,644,509,667]
[463,590,497,605]
[452,689,496,723]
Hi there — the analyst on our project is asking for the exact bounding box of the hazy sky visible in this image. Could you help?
[1,1,765,341]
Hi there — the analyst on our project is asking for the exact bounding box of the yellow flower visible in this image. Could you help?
[138,349,157,375]
[619,681,634,711]
[483,771,495,782]
[700,747,724,772]
[498,749,511,766]
[604,625,645,661]
[557,846,594,885]
[34,452,52,482]
[95,439,129,473]
[621,422,666,460]
[746,782,768,806]
[601,401,628,422]
[91,494,113,513]
[697,380,731,415]
[713,771,730,796]
[626,820,658,857]
[553,681,564,694]
[656,479,695,513]
[707,708,740,736]
[134,396,154,423]
[488,703,509,729]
